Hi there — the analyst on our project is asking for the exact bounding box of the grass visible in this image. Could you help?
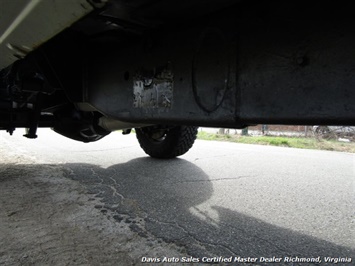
[197,131,355,153]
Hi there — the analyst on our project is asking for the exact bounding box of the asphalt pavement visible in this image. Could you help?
[0,128,354,265]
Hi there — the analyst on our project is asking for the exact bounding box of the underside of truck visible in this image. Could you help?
[0,0,354,157]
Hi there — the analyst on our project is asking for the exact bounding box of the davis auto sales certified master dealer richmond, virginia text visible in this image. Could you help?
[141,256,352,263]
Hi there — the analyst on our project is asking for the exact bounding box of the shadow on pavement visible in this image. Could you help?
[1,159,353,265]
[62,157,354,263]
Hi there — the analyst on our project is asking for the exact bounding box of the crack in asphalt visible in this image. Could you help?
[192,151,255,162]
[145,217,239,257]
[108,179,125,200]
[89,167,104,185]
[193,153,241,162]
[168,175,254,184]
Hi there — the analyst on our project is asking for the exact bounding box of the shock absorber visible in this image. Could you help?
[0,61,46,137]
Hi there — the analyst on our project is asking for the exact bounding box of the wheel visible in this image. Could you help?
[135,125,198,159]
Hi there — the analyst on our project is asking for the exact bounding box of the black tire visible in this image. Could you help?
[135,125,198,159]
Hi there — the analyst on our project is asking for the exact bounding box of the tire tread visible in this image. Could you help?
[136,126,198,159]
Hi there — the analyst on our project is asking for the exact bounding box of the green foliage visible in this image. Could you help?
[197,132,355,153]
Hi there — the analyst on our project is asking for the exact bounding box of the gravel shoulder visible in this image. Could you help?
[0,136,190,266]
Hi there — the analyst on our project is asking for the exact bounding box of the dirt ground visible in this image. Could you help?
[0,136,190,266]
